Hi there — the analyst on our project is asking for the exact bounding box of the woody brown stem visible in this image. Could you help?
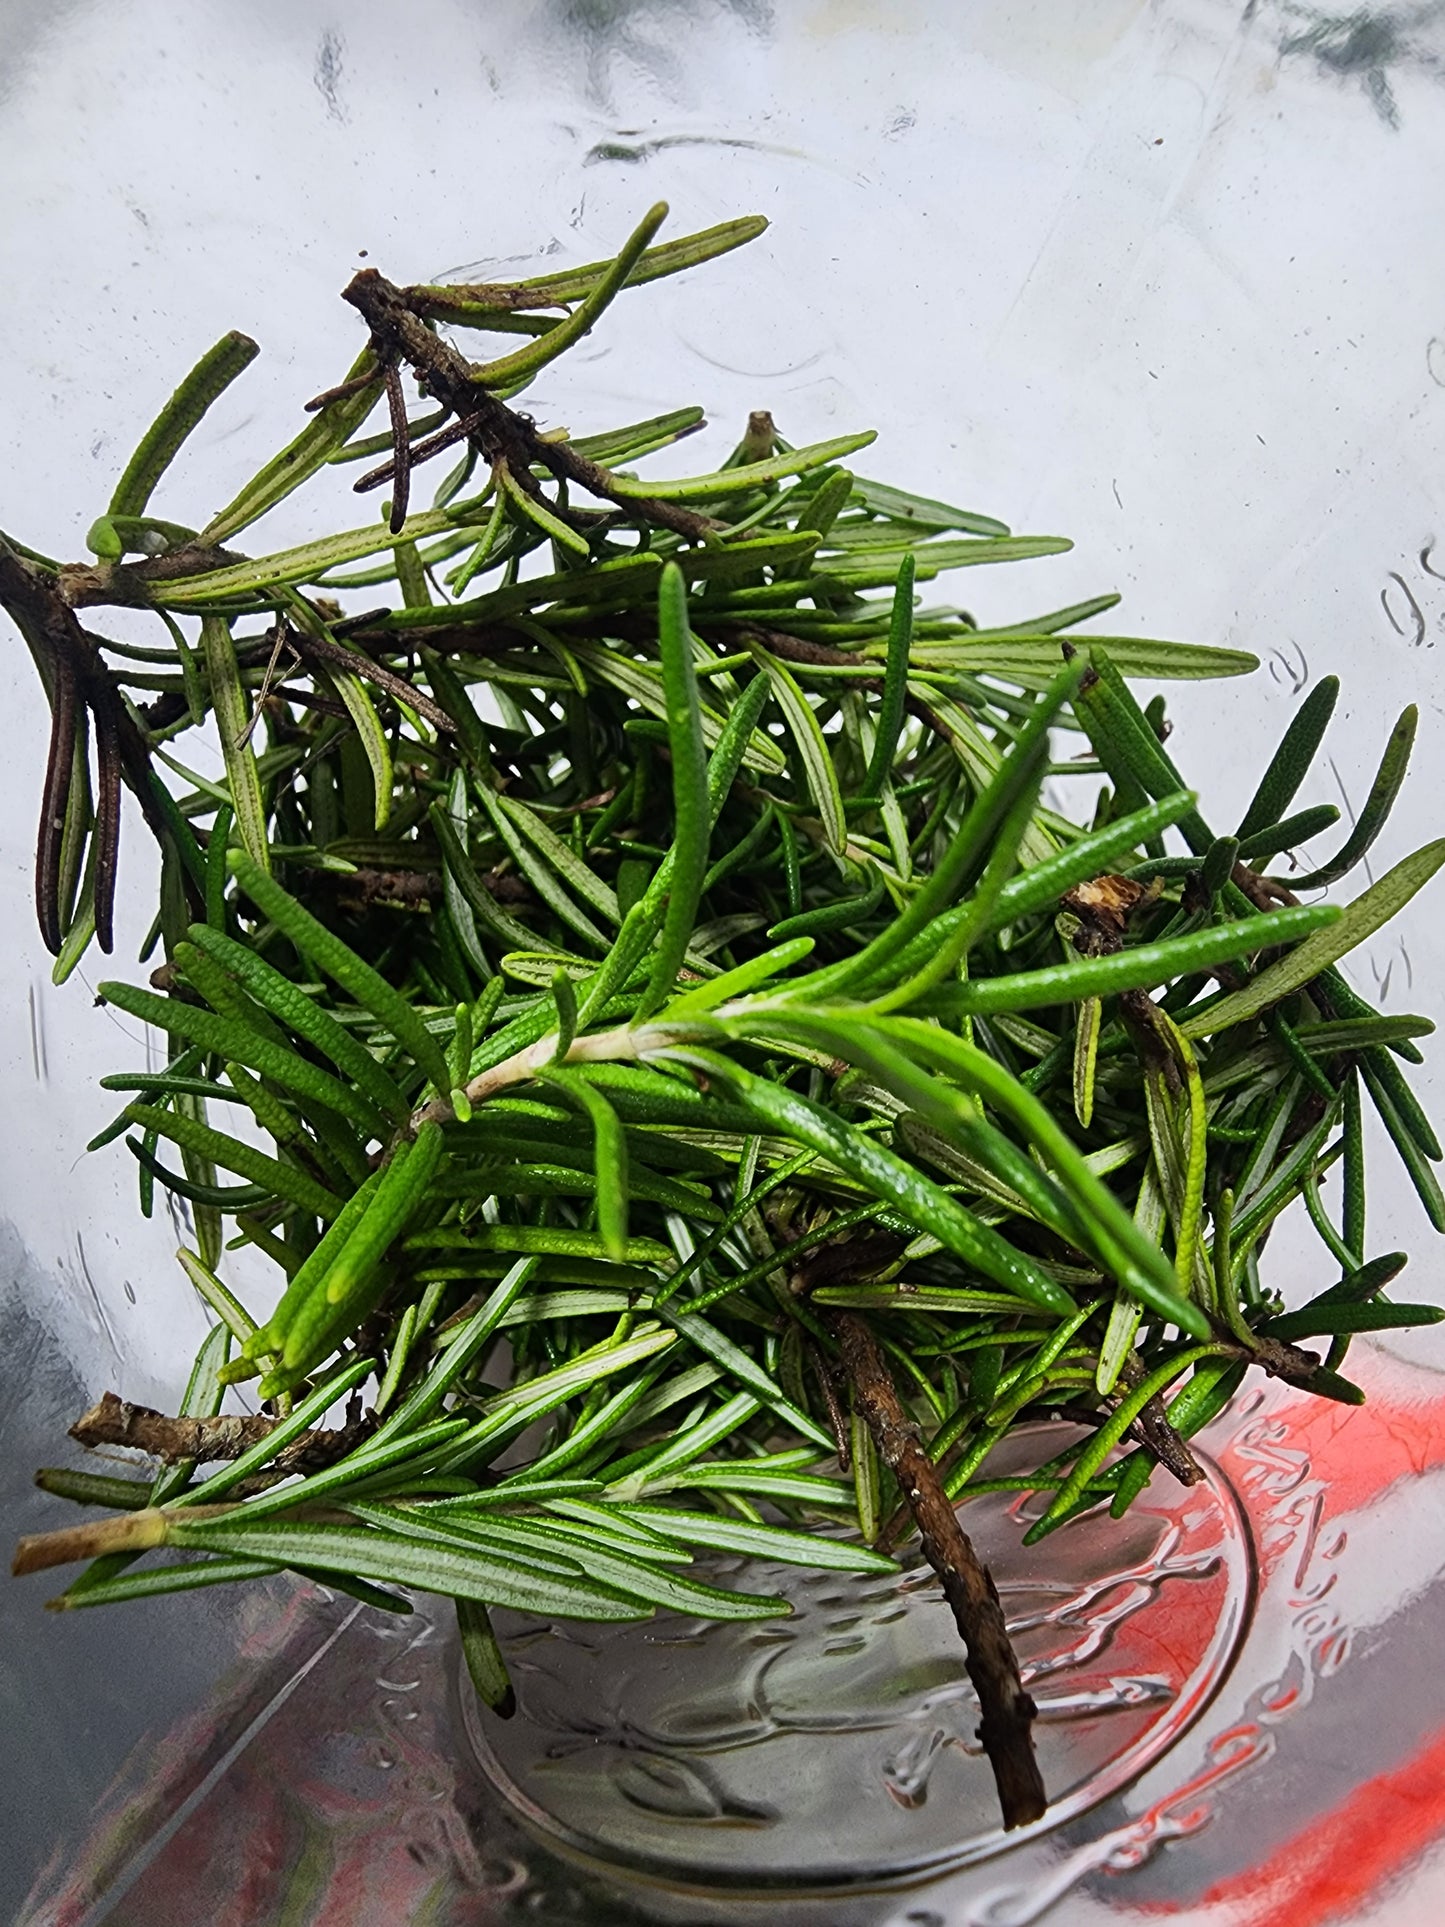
[828,1309,1046,1830]
[340,269,718,544]
[34,648,78,955]
[69,1389,372,1474]
[1,538,200,947]
[1115,1355,1204,1485]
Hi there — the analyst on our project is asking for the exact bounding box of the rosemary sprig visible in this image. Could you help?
[7,206,1443,1835]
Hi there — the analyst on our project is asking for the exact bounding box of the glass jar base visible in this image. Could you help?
[461,1425,1252,1892]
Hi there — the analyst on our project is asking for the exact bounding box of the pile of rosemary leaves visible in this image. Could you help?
[6,206,1443,1830]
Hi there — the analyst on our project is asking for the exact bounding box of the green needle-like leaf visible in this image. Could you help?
[861,553,915,800]
[1236,676,1340,840]
[457,1597,515,1715]
[607,431,877,501]
[673,1045,1077,1319]
[472,202,670,390]
[1183,842,1445,1038]
[540,1067,630,1260]
[1290,705,1418,890]
[201,349,384,545]
[637,563,711,1017]
[228,852,452,1091]
[109,331,260,520]
[620,1504,895,1573]
[120,1101,341,1222]
[169,1516,652,1619]
[1073,997,1102,1129]
[748,643,847,856]
[919,904,1336,1019]
[199,616,270,873]
[1262,1300,1444,1341]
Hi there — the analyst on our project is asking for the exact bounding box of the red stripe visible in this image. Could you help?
[1218,1349,1445,1585]
[1177,1721,1445,1926]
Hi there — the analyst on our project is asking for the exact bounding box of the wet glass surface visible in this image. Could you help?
[4,4,1445,1921]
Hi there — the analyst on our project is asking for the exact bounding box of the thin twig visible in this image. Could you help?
[805,1336,851,1470]
[716,620,950,741]
[236,619,296,748]
[268,683,351,721]
[333,866,440,912]
[14,1501,352,1577]
[283,622,456,734]
[536,439,721,541]
[58,546,246,609]
[408,1017,696,1131]
[402,278,566,316]
[304,368,380,413]
[354,410,483,493]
